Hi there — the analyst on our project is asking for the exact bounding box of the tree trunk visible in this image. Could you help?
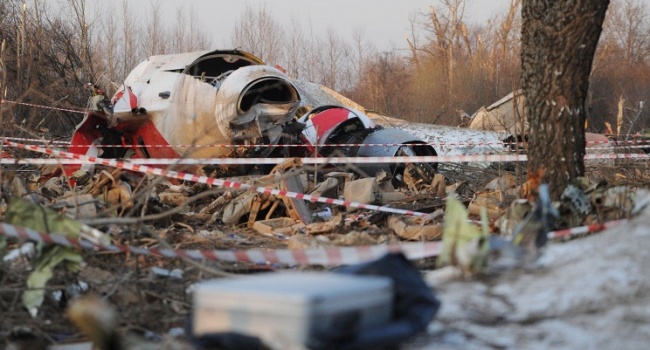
[521,0,609,199]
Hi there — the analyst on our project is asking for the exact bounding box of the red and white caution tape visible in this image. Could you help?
[0,223,441,266]
[2,136,69,145]
[0,218,624,265]
[6,135,650,150]
[2,152,649,166]
[0,99,86,115]
[547,219,626,239]
[4,136,516,149]
[0,153,525,165]
[2,140,429,217]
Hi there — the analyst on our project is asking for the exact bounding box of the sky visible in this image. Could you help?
[87,0,650,52]
[87,0,512,51]
[194,0,511,49]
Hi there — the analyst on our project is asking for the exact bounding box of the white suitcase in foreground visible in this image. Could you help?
[192,271,393,347]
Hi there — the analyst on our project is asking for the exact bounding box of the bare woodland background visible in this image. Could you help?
[0,0,649,138]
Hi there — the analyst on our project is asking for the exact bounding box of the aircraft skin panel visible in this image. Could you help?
[153,74,230,158]
[125,50,212,84]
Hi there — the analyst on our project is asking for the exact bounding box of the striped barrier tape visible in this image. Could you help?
[1,152,649,166]
[0,153,523,165]
[0,218,625,266]
[2,99,650,154]
[547,219,626,239]
[2,140,430,217]
[0,99,86,115]
[5,135,650,149]
[1,136,69,145]
[0,223,441,266]
[1,136,516,148]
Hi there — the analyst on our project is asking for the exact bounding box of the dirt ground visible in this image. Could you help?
[1,159,648,349]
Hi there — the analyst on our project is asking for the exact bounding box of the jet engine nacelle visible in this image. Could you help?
[146,64,300,158]
[214,66,300,148]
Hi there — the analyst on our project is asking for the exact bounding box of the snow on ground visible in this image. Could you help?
[406,190,650,349]
[396,122,507,156]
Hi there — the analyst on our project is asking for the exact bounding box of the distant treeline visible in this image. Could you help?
[0,0,648,137]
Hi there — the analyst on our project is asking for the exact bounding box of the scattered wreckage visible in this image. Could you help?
[67,49,439,184]
[469,89,613,155]
[3,43,650,350]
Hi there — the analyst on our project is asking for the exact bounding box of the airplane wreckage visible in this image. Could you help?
[66,49,618,183]
[66,49,525,190]
[66,49,461,185]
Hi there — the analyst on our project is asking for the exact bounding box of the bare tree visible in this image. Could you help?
[495,0,522,92]
[120,0,140,79]
[425,0,468,100]
[317,28,352,91]
[231,4,285,64]
[605,0,650,65]
[66,0,93,82]
[355,52,411,117]
[522,0,610,199]
[144,0,166,56]
[283,18,309,79]
[298,22,321,83]
[350,28,376,90]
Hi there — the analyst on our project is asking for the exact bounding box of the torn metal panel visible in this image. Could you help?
[388,216,443,240]
[343,178,378,212]
[470,89,527,135]
[468,191,508,219]
[276,166,313,225]
[252,217,305,236]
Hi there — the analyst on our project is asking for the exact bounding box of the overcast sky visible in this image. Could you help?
[87,0,512,51]
[87,0,650,51]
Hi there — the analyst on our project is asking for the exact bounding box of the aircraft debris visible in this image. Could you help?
[303,213,343,235]
[484,172,518,192]
[252,217,305,236]
[495,199,533,237]
[468,190,508,219]
[311,207,333,221]
[387,215,443,241]
[469,90,614,162]
[64,49,439,183]
[343,178,378,212]
[430,174,447,198]
[56,193,98,219]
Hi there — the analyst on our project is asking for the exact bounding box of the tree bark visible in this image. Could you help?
[521,0,609,199]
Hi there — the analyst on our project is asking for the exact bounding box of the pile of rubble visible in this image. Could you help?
[0,155,648,349]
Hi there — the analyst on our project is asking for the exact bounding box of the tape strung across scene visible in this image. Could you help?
[3,136,650,166]
[1,153,650,166]
[0,154,529,165]
[0,103,639,267]
[2,99,649,150]
[0,222,442,266]
[3,139,649,214]
[2,139,430,217]
[4,135,650,149]
[0,219,626,265]
[0,99,86,115]
[546,219,627,239]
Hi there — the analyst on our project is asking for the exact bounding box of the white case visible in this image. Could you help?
[192,271,393,347]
